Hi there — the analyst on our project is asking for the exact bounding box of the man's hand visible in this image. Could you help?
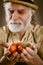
[0,47,20,65]
[20,47,43,65]
[4,48,20,64]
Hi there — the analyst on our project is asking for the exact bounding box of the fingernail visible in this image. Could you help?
[26,47,29,49]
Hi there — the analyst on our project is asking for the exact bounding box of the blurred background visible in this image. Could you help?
[0,0,43,26]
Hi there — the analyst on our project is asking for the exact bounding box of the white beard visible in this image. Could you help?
[7,17,32,33]
[7,19,25,33]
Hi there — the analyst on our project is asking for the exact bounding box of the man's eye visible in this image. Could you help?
[9,10,14,14]
[18,11,24,14]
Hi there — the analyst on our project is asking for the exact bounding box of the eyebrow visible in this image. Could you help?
[8,8,25,12]
[18,9,25,11]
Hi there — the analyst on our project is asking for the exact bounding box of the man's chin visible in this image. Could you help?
[8,27,24,33]
[7,24,25,33]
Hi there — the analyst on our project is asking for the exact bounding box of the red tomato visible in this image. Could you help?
[17,43,23,53]
[8,44,17,53]
[8,42,23,53]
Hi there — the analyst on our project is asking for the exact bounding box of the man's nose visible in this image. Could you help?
[12,11,19,20]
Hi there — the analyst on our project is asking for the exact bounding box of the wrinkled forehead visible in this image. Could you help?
[4,2,30,10]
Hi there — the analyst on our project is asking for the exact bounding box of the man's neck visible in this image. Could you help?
[14,29,26,40]
[14,24,31,40]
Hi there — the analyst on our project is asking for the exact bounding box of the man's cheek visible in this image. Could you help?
[22,16,28,25]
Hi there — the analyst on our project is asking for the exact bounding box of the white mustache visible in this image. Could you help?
[9,19,23,25]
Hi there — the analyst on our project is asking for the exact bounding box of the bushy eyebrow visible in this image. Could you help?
[18,9,25,12]
[8,8,25,13]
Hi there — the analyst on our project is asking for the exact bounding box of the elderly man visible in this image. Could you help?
[0,0,43,65]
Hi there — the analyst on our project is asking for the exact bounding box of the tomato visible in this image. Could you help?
[8,44,17,53]
[17,43,23,53]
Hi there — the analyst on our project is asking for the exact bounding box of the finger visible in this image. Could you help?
[32,45,37,53]
[26,47,36,56]
[22,49,33,60]
[13,53,20,62]
[0,42,9,48]
[21,53,29,63]
[4,48,11,56]
[9,52,18,61]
